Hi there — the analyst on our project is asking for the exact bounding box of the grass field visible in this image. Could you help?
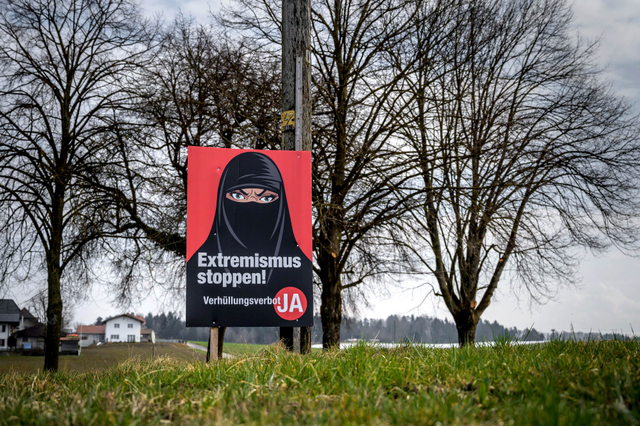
[189,341,268,356]
[0,339,638,425]
[190,341,322,356]
[0,342,205,373]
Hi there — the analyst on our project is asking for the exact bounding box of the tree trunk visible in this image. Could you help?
[43,177,66,371]
[455,310,479,347]
[44,242,63,371]
[321,279,342,348]
[44,270,62,371]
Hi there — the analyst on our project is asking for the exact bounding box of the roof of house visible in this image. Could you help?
[102,313,145,324]
[77,325,105,334]
[15,324,68,338]
[19,308,37,320]
[15,324,45,338]
[141,328,153,335]
[60,336,79,341]
[0,299,20,323]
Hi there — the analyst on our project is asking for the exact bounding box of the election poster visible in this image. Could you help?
[186,148,313,327]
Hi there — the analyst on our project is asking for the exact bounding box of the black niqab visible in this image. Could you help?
[212,153,291,272]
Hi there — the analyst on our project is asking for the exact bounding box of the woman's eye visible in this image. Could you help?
[260,196,275,202]
[231,192,245,200]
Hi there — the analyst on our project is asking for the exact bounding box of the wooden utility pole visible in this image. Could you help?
[281,0,312,354]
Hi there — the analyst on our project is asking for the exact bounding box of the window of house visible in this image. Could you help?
[0,339,5,347]
[127,335,135,342]
[114,323,120,328]
[23,337,28,342]
[128,324,133,329]
[110,334,119,340]
[1,325,5,332]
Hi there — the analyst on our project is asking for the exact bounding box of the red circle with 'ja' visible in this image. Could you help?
[274,287,307,321]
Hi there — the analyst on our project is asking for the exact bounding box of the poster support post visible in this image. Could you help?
[151,330,156,358]
[207,327,219,362]
[280,327,294,351]
[300,326,311,354]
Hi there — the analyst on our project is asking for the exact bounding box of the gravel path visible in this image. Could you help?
[186,341,234,359]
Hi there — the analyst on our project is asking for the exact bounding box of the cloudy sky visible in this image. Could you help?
[7,0,640,335]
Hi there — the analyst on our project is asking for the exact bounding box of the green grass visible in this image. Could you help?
[0,342,204,373]
[189,341,267,356]
[1,340,639,425]
[190,341,322,355]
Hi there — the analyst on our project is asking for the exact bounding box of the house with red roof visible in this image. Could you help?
[77,324,106,347]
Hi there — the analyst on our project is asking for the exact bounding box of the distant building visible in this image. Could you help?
[76,325,106,347]
[0,299,78,353]
[140,328,153,342]
[75,313,153,344]
[59,335,80,355]
[18,308,39,330]
[103,313,145,343]
[13,323,70,352]
[0,299,21,351]
[15,324,46,350]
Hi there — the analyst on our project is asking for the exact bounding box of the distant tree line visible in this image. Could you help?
[144,312,280,343]
[144,311,637,344]
[332,315,548,343]
[145,311,549,344]
[547,330,637,342]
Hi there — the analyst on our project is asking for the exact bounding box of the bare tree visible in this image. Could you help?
[79,16,285,352]
[135,15,283,154]
[310,0,431,348]
[222,0,430,348]
[94,15,283,302]
[399,0,640,345]
[0,0,153,370]
[24,288,76,330]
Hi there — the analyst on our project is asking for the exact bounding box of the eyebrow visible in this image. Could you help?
[259,189,279,197]
[233,188,276,197]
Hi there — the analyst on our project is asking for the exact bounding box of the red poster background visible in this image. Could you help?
[187,147,312,262]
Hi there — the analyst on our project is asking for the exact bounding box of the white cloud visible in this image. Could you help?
[141,0,222,22]
[572,0,640,103]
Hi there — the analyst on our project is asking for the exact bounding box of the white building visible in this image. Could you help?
[0,299,21,351]
[103,314,145,343]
